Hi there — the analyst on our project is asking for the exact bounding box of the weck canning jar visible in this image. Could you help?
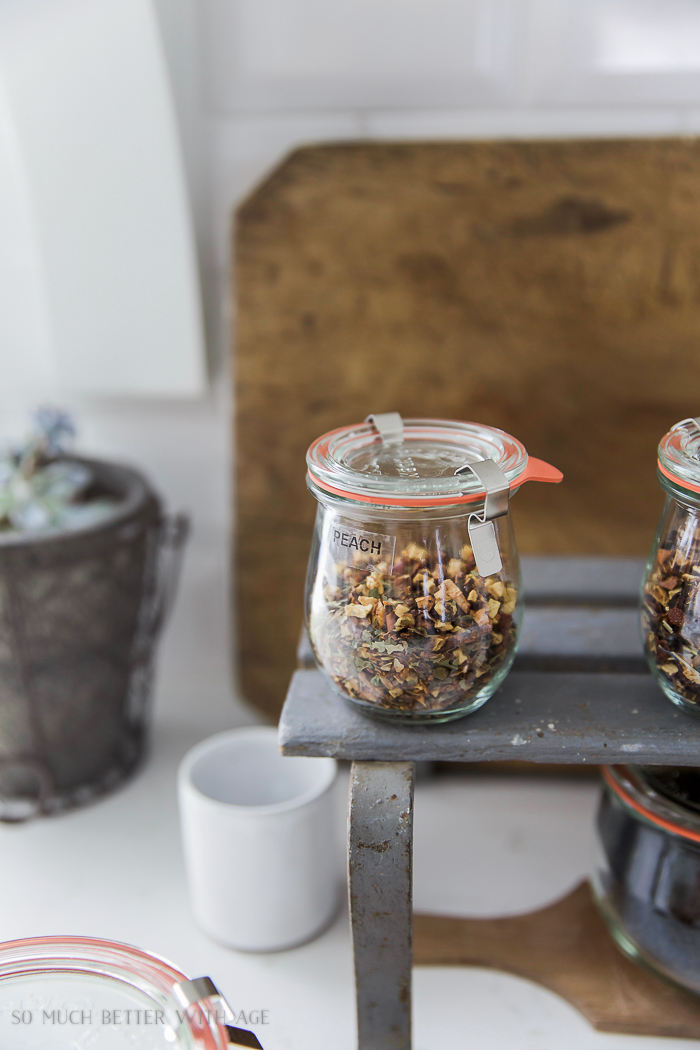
[641,417,700,716]
[0,935,262,1048]
[304,414,562,723]
[593,764,700,995]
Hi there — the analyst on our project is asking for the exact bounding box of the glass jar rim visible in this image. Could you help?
[658,418,700,499]
[0,936,228,1047]
[306,474,487,517]
[603,766,700,843]
[306,418,530,507]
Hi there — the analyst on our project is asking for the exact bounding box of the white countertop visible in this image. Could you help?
[0,704,695,1050]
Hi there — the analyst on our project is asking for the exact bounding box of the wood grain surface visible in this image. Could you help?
[414,882,700,1038]
[235,139,700,718]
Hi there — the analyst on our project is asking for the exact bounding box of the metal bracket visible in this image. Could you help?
[173,977,229,1015]
[365,413,404,445]
[349,761,414,1050]
[455,459,509,578]
[172,977,263,1049]
[455,458,510,520]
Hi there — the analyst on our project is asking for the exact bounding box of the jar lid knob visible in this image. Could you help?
[365,412,404,444]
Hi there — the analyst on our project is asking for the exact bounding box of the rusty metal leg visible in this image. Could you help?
[349,761,415,1050]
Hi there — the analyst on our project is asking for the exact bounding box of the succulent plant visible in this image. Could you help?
[0,408,116,534]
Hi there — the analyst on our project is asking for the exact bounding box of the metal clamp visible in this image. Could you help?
[455,458,510,521]
[365,412,404,444]
[455,459,510,578]
[173,978,263,1049]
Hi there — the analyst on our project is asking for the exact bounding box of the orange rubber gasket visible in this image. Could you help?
[308,456,562,507]
[602,765,700,844]
[658,459,700,497]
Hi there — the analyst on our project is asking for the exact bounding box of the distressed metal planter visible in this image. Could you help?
[0,458,187,821]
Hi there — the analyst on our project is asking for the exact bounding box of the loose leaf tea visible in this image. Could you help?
[309,541,518,715]
[642,545,700,707]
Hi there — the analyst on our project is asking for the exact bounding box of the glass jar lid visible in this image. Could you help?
[658,418,700,498]
[307,418,561,507]
[603,765,700,844]
[0,936,260,1049]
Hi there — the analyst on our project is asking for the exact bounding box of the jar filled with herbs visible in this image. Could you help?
[641,417,700,716]
[304,414,562,723]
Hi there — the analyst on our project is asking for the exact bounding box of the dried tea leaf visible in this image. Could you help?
[404,542,428,561]
[642,545,700,705]
[442,579,470,614]
[310,540,519,716]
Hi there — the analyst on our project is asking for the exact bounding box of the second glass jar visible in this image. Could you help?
[641,418,700,717]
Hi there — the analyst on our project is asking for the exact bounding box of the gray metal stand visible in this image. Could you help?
[281,557,674,1050]
[349,762,415,1050]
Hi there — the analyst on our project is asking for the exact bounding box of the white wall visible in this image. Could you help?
[0,0,206,399]
[6,0,700,728]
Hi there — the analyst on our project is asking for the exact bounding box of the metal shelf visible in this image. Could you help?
[280,668,699,765]
[279,556,691,1050]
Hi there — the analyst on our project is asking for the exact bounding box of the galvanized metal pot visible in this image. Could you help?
[0,459,187,821]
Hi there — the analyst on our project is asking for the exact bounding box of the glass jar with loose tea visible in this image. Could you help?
[641,417,700,717]
[304,414,562,724]
[593,764,700,995]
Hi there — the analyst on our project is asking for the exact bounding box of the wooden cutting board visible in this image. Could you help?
[414,881,700,1038]
[234,138,700,718]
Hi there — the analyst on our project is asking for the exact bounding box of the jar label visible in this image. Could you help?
[330,525,396,566]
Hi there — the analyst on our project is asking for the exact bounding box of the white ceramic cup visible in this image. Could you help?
[178,727,340,952]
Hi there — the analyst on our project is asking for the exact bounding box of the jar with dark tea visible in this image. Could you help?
[593,764,700,995]
[304,414,562,724]
[641,417,700,716]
